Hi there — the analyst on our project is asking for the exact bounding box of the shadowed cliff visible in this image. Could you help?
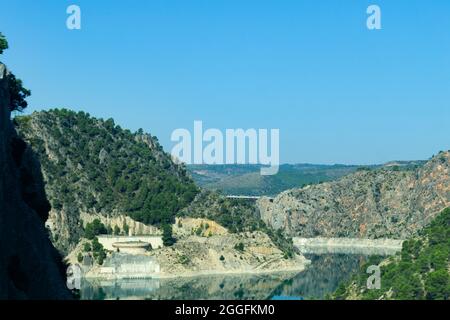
[0,62,71,299]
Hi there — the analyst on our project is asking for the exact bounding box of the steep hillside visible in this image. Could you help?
[0,62,70,298]
[333,207,450,300]
[15,109,198,254]
[258,152,450,239]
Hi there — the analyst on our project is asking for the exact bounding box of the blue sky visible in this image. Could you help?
[1,0,449,164]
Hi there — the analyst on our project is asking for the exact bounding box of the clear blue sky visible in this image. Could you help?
[1,0,449,164]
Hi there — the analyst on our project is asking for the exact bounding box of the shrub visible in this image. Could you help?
[91,237,107,265]
[7,73,31,112]
[162,224,175,246]
[425,270,450,300]
[122,221,129,236]
[234,242,245,252]
[0,32,8,54]
[96,250,107,265]
[83,243,92,252]
[0,34,30,111]
[84,219,107,240]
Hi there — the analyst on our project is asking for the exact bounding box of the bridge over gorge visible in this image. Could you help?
[226,195,275,201]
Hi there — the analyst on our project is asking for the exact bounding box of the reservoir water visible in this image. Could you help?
[80,247,398,300]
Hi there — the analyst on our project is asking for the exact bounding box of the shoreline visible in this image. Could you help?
[293,237,404,255]
[293,237,404,249]
[83,260,310,281]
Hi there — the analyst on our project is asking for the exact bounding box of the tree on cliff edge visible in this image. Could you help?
[7,73,31,112]
[0,32,8,54]
[0,32,31,112]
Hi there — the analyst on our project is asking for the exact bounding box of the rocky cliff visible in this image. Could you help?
[0,63,71,299]
[258,152,450,239]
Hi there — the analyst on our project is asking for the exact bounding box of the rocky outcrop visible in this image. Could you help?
[149,234,309,278]
[258,152,450,239]
[77,218,309,280]
[147,218,309,278]
[0,63,71,299]
[128,218,309,278]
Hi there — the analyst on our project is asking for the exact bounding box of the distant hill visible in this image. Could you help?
[188,164,366,196]
[188,161,426,197]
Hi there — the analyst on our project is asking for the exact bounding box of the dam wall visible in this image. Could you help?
[97,253,161,279]
[294,237,404,255]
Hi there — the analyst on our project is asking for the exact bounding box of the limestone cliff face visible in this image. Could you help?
[258,152,450,239]
[0,64,71,299]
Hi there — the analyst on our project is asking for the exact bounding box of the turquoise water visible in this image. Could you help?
[80,253,374,300]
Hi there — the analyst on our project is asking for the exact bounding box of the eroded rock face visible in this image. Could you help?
[148,229,309,277]
[0,63,71,299]
[257,152,450,239]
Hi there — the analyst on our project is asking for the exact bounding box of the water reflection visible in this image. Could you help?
[297,246,401,256]
[81,273,299,300]
[268,254,368,299]
[81,253,382,300]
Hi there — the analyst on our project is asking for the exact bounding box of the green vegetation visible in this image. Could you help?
[234,242,245,252]
[84,219,107,240]
[77,252,83,263]
[180,191,265,233]
[15,109,199,252]
[178,254,191,265]
[0,33,30,112]
[122,221,129,236]
[82,237,107,265]
[162,224,175,246]
[333,208,450,300]
[192,222,210,237]
[7,73,31,112]
[83,242,91,252]
[91,237,107,265]
[219,255,225,261]
[15,109,299,259]
[0,32,8,55]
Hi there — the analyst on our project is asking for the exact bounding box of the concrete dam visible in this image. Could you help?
[99,253,160,279]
